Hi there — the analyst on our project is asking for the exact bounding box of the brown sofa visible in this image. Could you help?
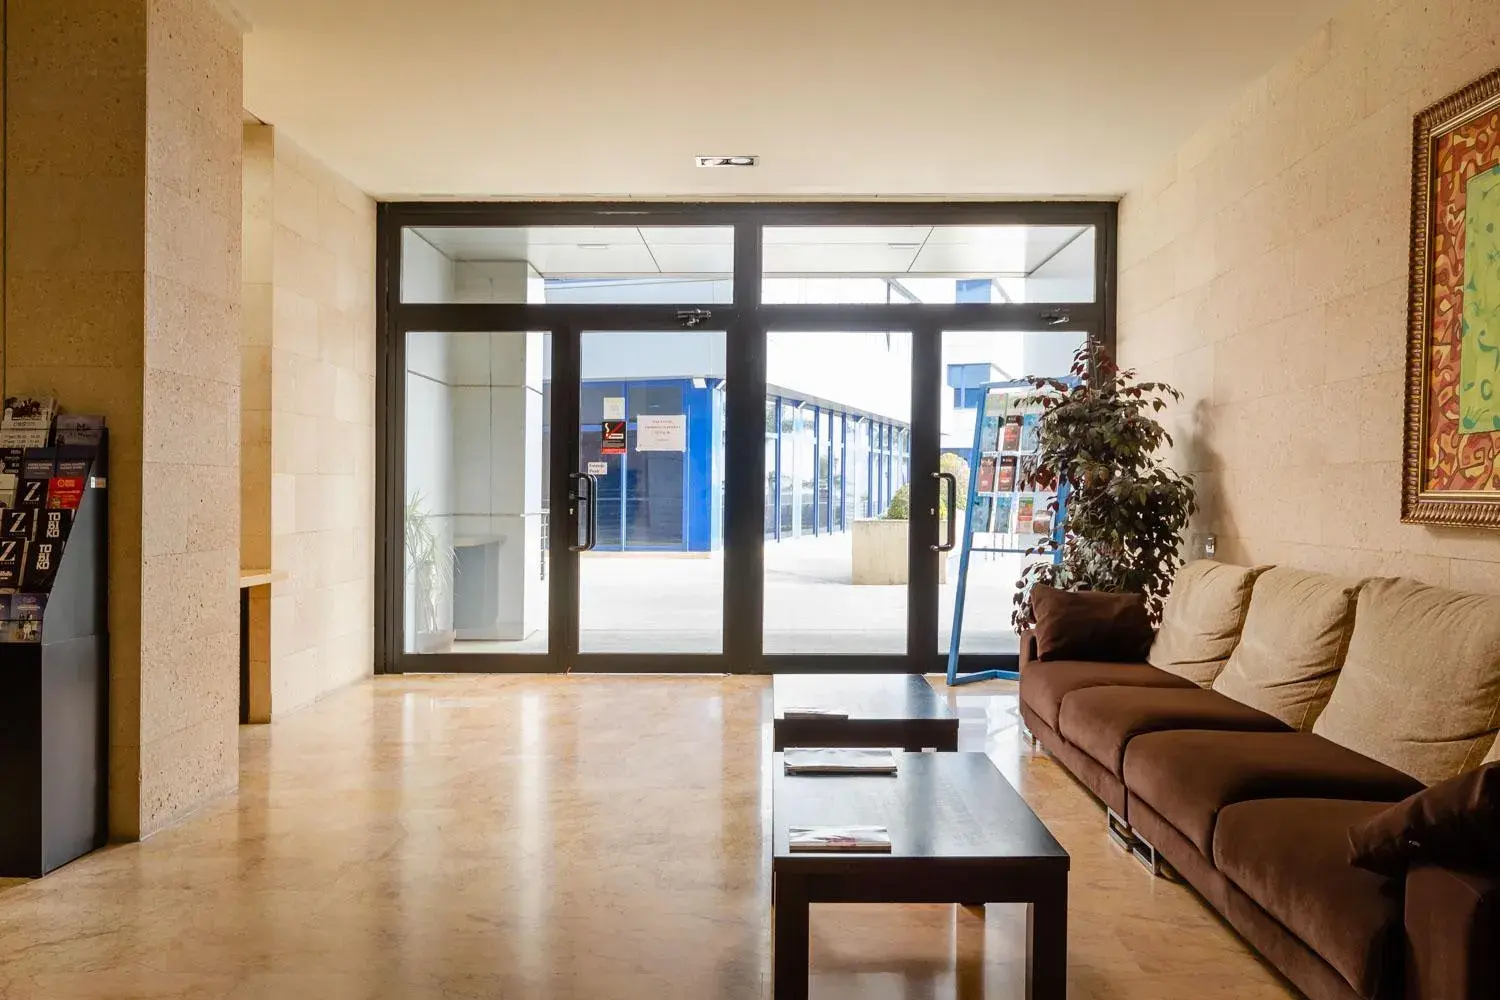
[1017,564,1500,1000]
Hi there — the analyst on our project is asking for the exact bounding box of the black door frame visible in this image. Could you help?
[376,201,1117,675]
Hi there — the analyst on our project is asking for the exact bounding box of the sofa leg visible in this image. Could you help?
[1020,722,1036,747]
[1129,832,1182,882]
[1106,808,1138,853]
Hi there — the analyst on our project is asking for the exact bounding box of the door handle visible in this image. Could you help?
[585,474,599,552]
[568,472,595,552]
[932,471,958,552]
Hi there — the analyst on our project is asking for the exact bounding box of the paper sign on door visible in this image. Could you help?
[635,414,686,452]
[586,461,608,476]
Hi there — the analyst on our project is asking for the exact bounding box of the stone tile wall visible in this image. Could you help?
[1118,0,1500,589]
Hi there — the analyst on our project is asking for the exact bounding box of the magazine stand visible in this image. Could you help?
[946,383,1067,687]
[0,440,108,877]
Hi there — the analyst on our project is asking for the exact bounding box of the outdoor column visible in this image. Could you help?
[4,0,244,838]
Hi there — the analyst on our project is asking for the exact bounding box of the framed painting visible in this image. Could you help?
[1404,68,1500,527]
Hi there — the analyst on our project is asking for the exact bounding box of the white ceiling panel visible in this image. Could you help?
[762,243,922,275]
[648,243,735,274]
[526,243,659,276]
[640,227,735,246]
[762,226,933,247]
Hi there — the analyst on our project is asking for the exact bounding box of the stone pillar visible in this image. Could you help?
[5,0,244,838]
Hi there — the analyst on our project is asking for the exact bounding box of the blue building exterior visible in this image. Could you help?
[564,377,913,553]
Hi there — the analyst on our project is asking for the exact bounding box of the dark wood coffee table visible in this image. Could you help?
[771,751,1070,1000]
[772,673,959,751]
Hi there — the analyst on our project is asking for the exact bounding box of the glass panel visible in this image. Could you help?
[578,331,726,654]
[402,226,734,304]
[939,330,1087,659]
[764,331,912,655]
[761,225,1095,304]
[403,331,550,655]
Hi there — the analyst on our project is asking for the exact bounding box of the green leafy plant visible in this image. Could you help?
[882,453,969,521]
[1013,341,1197,628]
[404,491,455,639]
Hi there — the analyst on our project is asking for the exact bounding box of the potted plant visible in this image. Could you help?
[1013,341,1197,627]
[404,492,456,653]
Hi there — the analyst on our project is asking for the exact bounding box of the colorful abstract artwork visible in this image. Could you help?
[1460,166,1500,434]
[1404,69,1500,527]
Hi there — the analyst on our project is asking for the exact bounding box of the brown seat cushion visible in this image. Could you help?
[1214,798,1402,1000]
[1018,659,1195,732]
[1123,730,1424,855]
[1030,585,1153,662]
[1059,685,1290,778]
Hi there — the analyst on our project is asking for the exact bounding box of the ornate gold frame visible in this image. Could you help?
[1403,68,1500,527]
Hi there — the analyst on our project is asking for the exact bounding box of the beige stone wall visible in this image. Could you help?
[1117,0,1500,590]
[266,133,376,714]
[5,0,243,836]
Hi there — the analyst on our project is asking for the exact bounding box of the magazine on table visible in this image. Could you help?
[788,826,892,853]
[782,706,849,720]
[784,748,898,775]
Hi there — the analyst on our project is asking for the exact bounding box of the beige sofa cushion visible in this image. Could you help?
[1148,560,1265,687]
[1212,568,1362,730]
[1313,578,1500,785]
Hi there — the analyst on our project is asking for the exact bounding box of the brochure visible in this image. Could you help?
[976,456,996,494]
[783,748,898,775]
[1000,415,1022,451]
[782,706,849,720]
[0,397,56,449]
[996,456,1017,492]
[54,415,105,448]
[788,826,892,853]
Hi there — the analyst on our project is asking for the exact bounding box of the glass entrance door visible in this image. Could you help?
[575,330,728,654]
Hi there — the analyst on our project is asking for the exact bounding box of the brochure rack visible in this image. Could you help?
[946,383,1066,687]
[0,435,108,877]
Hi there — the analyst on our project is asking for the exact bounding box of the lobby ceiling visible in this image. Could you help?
[237,0,1346,200]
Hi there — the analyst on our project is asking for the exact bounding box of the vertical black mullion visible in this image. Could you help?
[908,323,941,670]
[725,221,764,669]
[1099,203,1119,358]
[375,205,402,674]
[550,323,581,670]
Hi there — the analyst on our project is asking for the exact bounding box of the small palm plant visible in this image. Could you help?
[404,492,455,645]
[1013,341,1197,628]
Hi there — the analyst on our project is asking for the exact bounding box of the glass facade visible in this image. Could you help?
[761,394,910,541]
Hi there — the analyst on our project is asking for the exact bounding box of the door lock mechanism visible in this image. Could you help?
[676,308,713,328]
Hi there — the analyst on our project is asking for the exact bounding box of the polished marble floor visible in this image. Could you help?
[0,675,1298,999]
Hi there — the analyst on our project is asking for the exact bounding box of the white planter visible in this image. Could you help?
[851,519,949,585]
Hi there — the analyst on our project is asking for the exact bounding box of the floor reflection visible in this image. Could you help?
[0,674,1298,999]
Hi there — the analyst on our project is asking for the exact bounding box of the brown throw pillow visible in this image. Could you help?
[1030,585,1153,662]
[1348,763,1500,878]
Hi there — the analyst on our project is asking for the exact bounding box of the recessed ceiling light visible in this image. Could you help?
[576,243,610,250]
[695,155,759,168]
[888,243,922,251]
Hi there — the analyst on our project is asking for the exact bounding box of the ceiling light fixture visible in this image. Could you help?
[695,155,759,168]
